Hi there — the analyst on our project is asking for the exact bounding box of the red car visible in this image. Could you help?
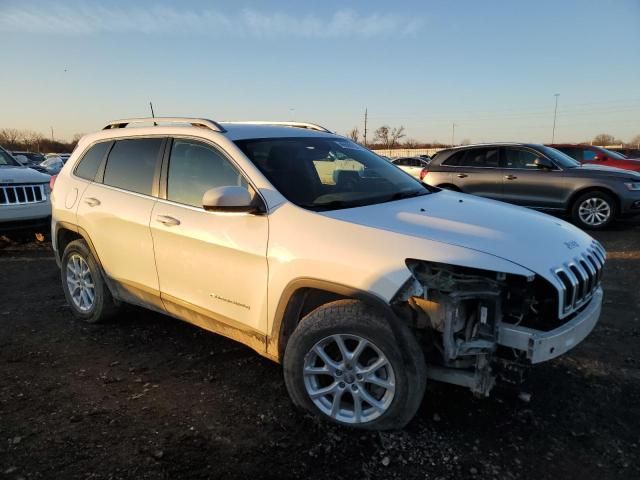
[548,144,640,172]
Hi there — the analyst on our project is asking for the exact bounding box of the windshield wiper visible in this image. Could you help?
[389,189,428,201]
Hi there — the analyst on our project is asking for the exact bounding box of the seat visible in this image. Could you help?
[266,145,320,204]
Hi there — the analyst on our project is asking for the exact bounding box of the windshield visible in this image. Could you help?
[539,145,581,168]
[0,147,18,166]
[235,137,432,211]
[599,148,627,160]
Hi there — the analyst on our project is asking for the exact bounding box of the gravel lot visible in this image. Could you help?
[1,221,639,480]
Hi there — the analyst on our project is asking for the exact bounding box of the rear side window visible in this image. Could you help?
[167,139,247,207]
[74,141,111,181]
[583,150,597,161]
[103,138,163,195]
[458,148,499,168]
[440,151,464,166]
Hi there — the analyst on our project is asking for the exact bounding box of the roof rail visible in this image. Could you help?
[224,121,332,133]
[103,117,226,133]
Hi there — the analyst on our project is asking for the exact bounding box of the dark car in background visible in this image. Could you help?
[424,143,640,229]
[548,144,640,172]
[11,151,49,174]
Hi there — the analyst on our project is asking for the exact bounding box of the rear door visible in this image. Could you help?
[76,137,165,306]
[450,147,504,199]
[500,147,565,209]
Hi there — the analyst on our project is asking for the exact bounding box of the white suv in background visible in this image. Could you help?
[1,145,51,235]
[51,118,605,430]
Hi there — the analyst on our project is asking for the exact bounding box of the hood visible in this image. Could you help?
[321,190,596,276]
[0,165,51,184]
[573,164,640,178]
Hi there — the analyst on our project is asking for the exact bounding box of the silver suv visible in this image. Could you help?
[51,118,605,429]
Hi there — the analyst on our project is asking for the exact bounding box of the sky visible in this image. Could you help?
[1,0,639,144]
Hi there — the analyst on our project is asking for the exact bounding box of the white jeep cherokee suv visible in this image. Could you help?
[51,118,605,430]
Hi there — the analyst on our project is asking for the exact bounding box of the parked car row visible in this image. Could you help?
[420,143,640,230]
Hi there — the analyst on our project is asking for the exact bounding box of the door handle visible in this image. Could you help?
[504,175,518,180]
[156,215,181,227]
[456,173,468,178]
[84,197,101,207]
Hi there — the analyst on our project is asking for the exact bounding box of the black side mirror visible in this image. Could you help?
[533,157,554,170]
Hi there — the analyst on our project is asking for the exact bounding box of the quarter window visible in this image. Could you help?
[167,139,247,208]
[75,141,111,181]
[103,138,163,196]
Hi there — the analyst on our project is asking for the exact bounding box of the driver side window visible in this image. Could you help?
[504,148,541,169]
[167,139,248,208]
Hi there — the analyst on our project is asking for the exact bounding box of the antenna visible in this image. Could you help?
[149,102,158,126]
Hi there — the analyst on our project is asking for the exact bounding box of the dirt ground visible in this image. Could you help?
[1,221,639,480]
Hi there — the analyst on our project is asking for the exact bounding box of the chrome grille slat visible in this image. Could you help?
[0,184,47,205]
[553,242,605,318]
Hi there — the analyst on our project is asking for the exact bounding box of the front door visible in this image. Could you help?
[150,138,269,339]
[500,147,565,209]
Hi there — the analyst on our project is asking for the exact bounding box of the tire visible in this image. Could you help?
[61,239,119,323]
[283,299,426,430]
[571,191,616,230]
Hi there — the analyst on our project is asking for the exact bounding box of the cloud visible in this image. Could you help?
[0,4,423,37]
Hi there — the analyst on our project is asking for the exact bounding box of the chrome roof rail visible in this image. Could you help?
[224,121,332,133]
[103,117,226,133]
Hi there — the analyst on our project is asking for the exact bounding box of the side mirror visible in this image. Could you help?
[533,157,554,170]
[202,186,261,213]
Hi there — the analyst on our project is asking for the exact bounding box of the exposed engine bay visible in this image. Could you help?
[393,260,560,396]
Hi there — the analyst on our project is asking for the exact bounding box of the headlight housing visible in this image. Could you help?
[624,182,640,191]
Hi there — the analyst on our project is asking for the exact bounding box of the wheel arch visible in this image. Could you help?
[269,278,404,362]
[54,222,119,299]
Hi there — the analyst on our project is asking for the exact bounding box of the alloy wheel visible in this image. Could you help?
[66,254,95,312]
[303,334,396,424]
[578,197,611,227]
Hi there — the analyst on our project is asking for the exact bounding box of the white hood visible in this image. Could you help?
[322,190,597,277]
[0,165,50,184]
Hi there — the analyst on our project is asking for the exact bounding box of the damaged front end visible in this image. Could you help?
[392,259,586,396]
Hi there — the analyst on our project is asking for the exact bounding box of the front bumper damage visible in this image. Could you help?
[498,287,602,364]
[396,260,604,397]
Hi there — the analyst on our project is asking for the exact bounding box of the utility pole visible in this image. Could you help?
[363,108,368,146]
[551,93,560,143]
[451,122,456,146]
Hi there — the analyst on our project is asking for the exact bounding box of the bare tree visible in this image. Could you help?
[374,125,406,150]
[592,133,616,146]
[0,128,22,147]
[403,138,420,148]
[629,134,640,147]
[347,127,360,143]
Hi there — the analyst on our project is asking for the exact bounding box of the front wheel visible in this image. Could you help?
[283,300,426,430]
[571,191,616,230]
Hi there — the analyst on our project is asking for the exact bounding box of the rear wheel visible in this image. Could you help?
[61,239,119,323]
[283,300,426,430]
[571,191,616,230]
